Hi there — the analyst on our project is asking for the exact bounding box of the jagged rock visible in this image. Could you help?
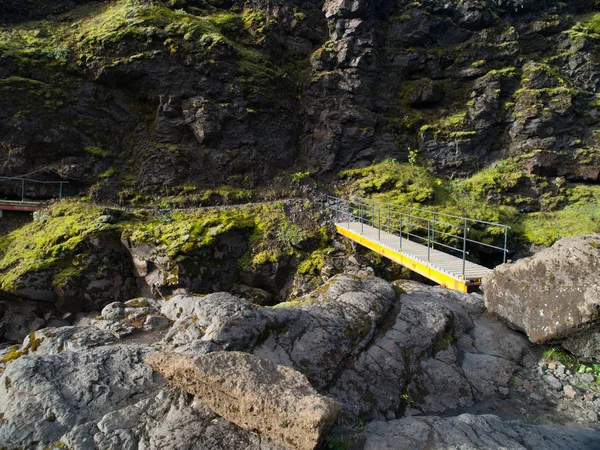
[159,276,533,425]
[144,315,170,331]
[361,414,600,449]
[147,351,342,450]
[161,292,268,354]
[101,302,126,321]
[12,326,117,356]
[123,231,249,298]
[0,299,46,343]
[92,318,136,338]
[160,274,397,393]
[0,345,282,450]
[483,234,600,358]
[0,345,163,449]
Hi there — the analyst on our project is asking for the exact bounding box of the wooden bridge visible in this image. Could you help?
[325,196,510,292]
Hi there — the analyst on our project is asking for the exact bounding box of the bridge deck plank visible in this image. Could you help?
[336,222,491,282]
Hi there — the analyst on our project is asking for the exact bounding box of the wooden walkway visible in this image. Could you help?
[336,221,491,292]
[0,200,46,212]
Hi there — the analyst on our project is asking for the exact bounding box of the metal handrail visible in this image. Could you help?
[0,176,68,202]
[324,195,510,280]
[352,195,509,229]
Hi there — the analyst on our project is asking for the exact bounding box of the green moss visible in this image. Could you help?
[0,201,109,290]
[432,333,455,354]
[127,299,150,308]
[517,184,600,246]
[457,159,525,199]
[1,349,24,363]
[339,159,449,206]
[1,332,44,362]
[0,200,332,292]
[297,248,332,275]
[84,146,110,158]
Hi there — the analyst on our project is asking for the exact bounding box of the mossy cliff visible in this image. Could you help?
[1,0,599,202]
[0,200,332,308]
[338,158,600,252]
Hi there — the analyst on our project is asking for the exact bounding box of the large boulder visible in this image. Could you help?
[0,345,282,450]
[482,234,600,358]
[148,351,342,450]
[361,413,600,450]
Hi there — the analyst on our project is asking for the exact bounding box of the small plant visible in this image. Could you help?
[84,146,110,158]
[408,147,419,166]
[291,171,311,185]
[542,346,579,371]
[276,224,308,248]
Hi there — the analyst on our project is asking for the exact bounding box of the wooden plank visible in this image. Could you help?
[0,203,45,212]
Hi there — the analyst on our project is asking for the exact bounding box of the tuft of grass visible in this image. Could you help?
[517,185,600,246]
[542,346,579,370]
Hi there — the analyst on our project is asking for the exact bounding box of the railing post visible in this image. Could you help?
[462,219,467,280]
[21,179,25,203]
[360,203,363,234]
[347,200,350,229]
[407,215,411,241]
[372,200,375,227]
[400,214,403,251]
[503,227,508,264]
[427,219,431,263]
[378,206,381,242]
[432,212,435,249]
[387,204,390,233]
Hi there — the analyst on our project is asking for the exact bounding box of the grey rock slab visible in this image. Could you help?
[361,414,600,450]
[144,315,170,331]
[17,326,118,356]
[161,292,267,354]
[0,345,163,449]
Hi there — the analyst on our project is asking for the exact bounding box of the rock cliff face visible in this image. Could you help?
[2,0,600,199]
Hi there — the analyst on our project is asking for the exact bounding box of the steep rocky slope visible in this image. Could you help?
[0,275,598,449]
[2,0,600,200]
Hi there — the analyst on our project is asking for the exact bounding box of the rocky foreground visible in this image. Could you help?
[1,267,599,449]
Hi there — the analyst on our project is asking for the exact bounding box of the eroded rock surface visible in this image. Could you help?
[156,275,534,425]
[483,234,600,358]
[361,413,600,450]
[0,273,597,450]
[148,351,341,450]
